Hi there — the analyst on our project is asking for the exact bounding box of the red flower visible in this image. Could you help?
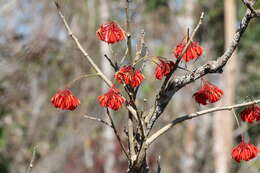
[193,80,223,105]
[174,41,203,62]
[193,91,208,105]
[240,104,260,123]
[96,21,125,44]
[154,60,175,80]
[231,141,258,163]
[131,70,145,87]
[51,89,80,110]
[115,66,144,88]
[98,85,125,110]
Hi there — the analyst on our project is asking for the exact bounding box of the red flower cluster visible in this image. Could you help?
[115,66,144,88]
[240,104,260,123]
[231,141,258,163]
[174,41,203,62]
[51,89,80,110]
[154,60,175,80]
[193,80,223,105]
[96,21,125,44]
[98,85,125,110]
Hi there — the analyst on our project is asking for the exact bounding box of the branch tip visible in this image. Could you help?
[54,1,60,9]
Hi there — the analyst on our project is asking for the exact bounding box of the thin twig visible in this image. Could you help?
[120,48,129,65]
[84,115,112,128]
[146,99,260,146]
[106,108,130,161]
[231,108,241,128]
[26,146,37,173]
[125,0,132,63]
[157,156,161,173]
[104,54,118,71]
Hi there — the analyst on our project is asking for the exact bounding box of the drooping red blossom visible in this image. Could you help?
[131,70,145,87]
[240,104,260,123]
[174,41,203,62]
[256,106,260,121]
[96,21,125,44]
[154,60,175,80]
[51,89,80,110]
[193,80,223,105]
[115,66,144,88]
[231,141,258,163]
[193,91,208,105]
[98,85,125,110]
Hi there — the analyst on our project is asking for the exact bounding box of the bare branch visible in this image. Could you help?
[54,1,112,87]
[104,54,118,71]
[84,115,112,128]
[146,99,260,146]
[106,109,130,161]
[241,0,259,16]
[128,112,136,162]
[26,146,37,173]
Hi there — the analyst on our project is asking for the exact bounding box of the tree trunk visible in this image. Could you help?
[213,0,236,173]
[99,0,116,172]
[127,159,149,173]
[180,1,198,172]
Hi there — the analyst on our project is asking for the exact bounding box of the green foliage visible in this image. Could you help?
[155,47,165,57]
[0,155,9,173]
[0,117,9,172]
[237,1,260,100]
[201,0,224,56]
[145,0,168,12]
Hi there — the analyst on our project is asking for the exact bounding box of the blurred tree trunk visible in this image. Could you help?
[180,0,197,172]
[99,0,116,172]
[213,0,236,173]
